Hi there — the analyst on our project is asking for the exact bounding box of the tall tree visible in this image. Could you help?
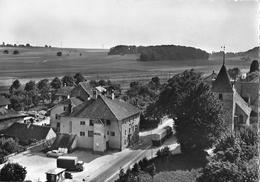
[9,79,21,94]
[249,60,259,73]
[74,73,85,85]
[61,75,74,86]
[156,69,225,153]
[24,80,36,92]
[50,77,62,89]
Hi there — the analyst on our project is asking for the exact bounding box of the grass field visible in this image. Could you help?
[0,46,253,91]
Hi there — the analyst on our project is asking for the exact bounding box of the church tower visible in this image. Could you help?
[212,48,235,131]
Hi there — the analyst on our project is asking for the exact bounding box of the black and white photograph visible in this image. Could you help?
[0,0,259,181]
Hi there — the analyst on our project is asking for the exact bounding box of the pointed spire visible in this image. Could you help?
[212,64,233,93]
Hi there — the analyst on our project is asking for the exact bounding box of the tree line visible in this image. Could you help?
[108,45,209,61]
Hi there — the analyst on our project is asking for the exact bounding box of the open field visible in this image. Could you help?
[0,47,253,91]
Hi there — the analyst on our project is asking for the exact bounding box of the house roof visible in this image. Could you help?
[1,123,54,142]
[51,133,77,151]
[0,109,26,121]
[70,95,140,120]
[79,81,93,96]
[0,96,10,107]
[212,65,233,93]
[55,86,74,96]
[204,71,218,82]
[58,97,83,106]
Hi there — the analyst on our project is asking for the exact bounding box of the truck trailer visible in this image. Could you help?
[57,156,84,171]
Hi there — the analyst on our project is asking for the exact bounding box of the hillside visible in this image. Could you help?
[210,46,259,60]
[108,45,209,61]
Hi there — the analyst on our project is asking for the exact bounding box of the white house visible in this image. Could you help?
[56,95,140,153]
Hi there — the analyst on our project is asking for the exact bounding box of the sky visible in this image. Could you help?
[0,0,258,52]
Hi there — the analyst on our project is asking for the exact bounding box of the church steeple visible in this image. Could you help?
[212,46,233,93]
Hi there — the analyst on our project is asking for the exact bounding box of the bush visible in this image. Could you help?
[154,170,199,182]
[3,50,8,54]
[13,50,19,55]
[57,51,62,56]
[0,163,27,181]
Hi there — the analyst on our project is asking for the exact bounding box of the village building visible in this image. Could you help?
[206,61,258,131]
[1,122,56,145]
[52,95,140,153]
[55,86,74,102]
[50,97,83,132]
[0,96,27,131]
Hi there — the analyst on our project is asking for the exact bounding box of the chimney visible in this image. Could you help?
[111,91,115,100]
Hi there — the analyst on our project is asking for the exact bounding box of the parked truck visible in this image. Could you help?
[57,156,84,171]
[151,126,173,146]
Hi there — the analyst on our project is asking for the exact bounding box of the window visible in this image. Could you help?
[57,122,60,128]
[55,114,60,120]
[219,93,223,101]
[107,131,109,135]
[80,132,85,136]
[89,120,94,126]
[129,128,131,133]
[124,139,127,145]
[69,121,72,133]
[88,131,93,137]
[110,131,115,136]
[106,120,111,125]
[63,106,67,111]
[80,121,85,125]
[125,130,127,135]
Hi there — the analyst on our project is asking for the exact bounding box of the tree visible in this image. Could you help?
[9,79,21,94]
[37,79,50,102]
[249,60,259,73]
[156,69,225,153]
[57,51,62,56]
[3,50,8,54]
[61,75,74,86]
[0,163,27,181]
[89,80,98,87]
[197,161,242,182]
[13,50,19,55]
[51,77,62,89]
[37,79,49,90]
[24,80,36,92]
[98,79,106,86]
[198,127,258,182]
[228,67,241,80]
[74,73,85,85]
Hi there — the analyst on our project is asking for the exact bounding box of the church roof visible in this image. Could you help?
[212,65,233,93]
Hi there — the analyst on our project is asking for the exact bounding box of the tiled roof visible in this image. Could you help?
[51,133,76,152]
[70,95,140,120]
[56,86,74,96]
[0,109,26,121]
[204,71,217,82]
[0,96,10,107]
[212,65,233,93]
[79,82,93,96]
[1,123,54,142]
[58,97,83,106]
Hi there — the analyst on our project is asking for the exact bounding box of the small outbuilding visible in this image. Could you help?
[46,168,66,182]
